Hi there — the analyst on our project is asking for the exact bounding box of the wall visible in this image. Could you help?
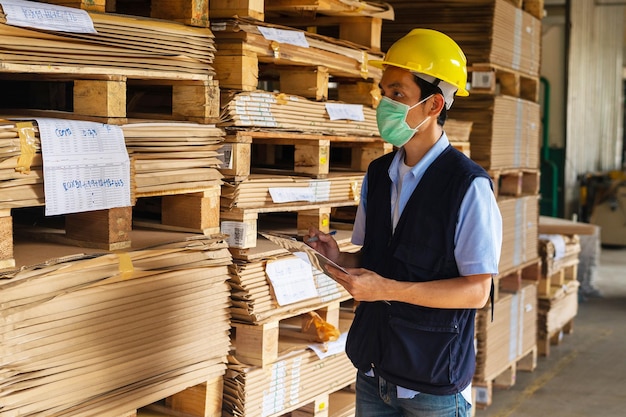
[563,0,624,217]
[542,7,567,149]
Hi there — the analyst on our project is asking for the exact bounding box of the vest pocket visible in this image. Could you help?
[345,302,386,371]
[381,315,460,387]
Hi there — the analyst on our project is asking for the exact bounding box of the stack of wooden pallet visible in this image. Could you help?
[203,2,395,415]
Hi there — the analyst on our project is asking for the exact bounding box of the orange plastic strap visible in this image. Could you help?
[304,311,340,343]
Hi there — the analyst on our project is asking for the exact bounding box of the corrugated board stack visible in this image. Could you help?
[0,1,234,415]
[535,215,594,359]
[536,233,580,356]
[0,3,224,255]
[381,0,544,410]
[1,230,232,417]
[207,2,392,415]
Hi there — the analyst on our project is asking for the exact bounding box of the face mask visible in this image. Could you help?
[376,95,433,147]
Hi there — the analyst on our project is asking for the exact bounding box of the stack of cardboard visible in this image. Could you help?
[221,173,363,210]
[121,122,225,197]
[220,90,379,137]
[382,0,541,77]
[450,95,540,170]
[0,9,216,76]
[474,282,537,408]
[1,231,232,416]
[497,195,540,272]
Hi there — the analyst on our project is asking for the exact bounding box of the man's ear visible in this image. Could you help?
[428,93,446,115]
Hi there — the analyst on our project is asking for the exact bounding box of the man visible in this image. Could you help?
[307,28,503,416]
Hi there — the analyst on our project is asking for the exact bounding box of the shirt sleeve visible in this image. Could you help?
[454,177,503,276]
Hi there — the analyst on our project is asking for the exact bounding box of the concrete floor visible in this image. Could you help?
[475,246,626,417]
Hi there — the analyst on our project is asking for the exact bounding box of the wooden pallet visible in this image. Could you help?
[38,0,211,27]
[289,385,356,417]
[212,0,394,51]
[136,375,224,417]
[498,258,542,298]
[537,280,579,356]
[4,184,221,256]
[523,0,545,19]
[210,18,383,94]
[538,261,579,296]
[473,346,538,409]
[0,73,220,125]
[219,130,391,181]
[489,168,540,198]
[220,179,361,250]
[232,299,348,367]
[223,310,356,417]
[469,63,541,103]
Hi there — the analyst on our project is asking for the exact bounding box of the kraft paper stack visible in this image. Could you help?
[0,232,232,417]
[121,121,225,196]
[0,7,216,76]
[221,172,363,210]
[382,0,541,77]
[220,91,379,137]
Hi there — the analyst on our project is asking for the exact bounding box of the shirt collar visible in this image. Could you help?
[389,133,450,182]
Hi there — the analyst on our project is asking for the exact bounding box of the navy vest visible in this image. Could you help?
[345,145,492,395]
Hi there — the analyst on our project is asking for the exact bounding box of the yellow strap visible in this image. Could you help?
[15,121,37,174]
[270,40,280,59]
[118,252,134,279]
[360,50,369,78]
[275,92,288,105]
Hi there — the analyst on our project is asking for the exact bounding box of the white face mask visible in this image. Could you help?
[376,95,432,147]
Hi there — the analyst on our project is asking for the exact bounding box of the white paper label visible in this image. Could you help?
[265,257,318,306]
[0,0,97,33]
[37,118,130,216]
[258,26,309,47]
[325,103,365,121]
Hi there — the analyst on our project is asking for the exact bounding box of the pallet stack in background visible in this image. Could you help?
[536,215,598,357]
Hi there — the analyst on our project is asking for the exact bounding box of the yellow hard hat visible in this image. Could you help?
[370,28,469,96]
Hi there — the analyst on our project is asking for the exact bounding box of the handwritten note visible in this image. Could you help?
[0,0,97,33]
[37,118,131,216]
[265,257,318,306]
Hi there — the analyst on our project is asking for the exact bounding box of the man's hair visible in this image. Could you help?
[412,74,447,126]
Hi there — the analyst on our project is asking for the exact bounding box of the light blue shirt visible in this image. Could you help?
[352,133,502,276]
[351,134,503,402]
